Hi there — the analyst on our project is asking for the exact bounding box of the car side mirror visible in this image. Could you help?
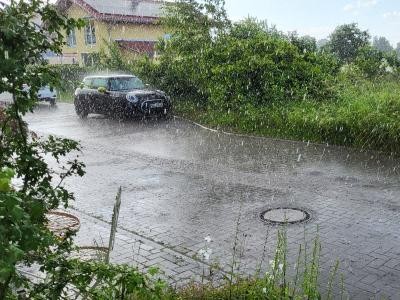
[97,86,108,94]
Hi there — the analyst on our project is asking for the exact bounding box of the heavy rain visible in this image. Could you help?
[1,0,400,299]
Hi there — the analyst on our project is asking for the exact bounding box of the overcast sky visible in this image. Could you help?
[225,0,399,46]
[4,0,399,46]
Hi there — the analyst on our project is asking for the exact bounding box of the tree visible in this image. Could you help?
[372,36,393,53]
[317,38,329,49]
[327,23,370,63]
[289,33,317,53]
[99,41,130,71]
[139,0,339,110]
[355,46,386,78]
[355,45,400,78]
[0,2,168,298]
[151,0,231,102]
[0,1,86,297]
[396,42,400,58]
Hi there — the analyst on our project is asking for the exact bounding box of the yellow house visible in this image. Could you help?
[55,0,166,65]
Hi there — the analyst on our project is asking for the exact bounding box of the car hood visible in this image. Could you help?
[126,89,164,97]
[125,89,169,103]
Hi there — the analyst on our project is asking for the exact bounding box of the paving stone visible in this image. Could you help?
[27,105,400,298]
[383,258,400,270]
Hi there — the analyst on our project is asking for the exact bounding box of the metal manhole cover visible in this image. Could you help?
[260,207,311,225]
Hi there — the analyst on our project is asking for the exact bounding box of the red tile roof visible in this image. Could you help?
[115,39,157,55]
[57,0,164,24]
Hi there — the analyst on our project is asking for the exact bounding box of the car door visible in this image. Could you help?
[79,78,94,110]
[108,78,127,116]
[90,77,109,114]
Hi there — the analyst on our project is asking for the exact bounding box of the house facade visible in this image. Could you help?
[55,0,165,65]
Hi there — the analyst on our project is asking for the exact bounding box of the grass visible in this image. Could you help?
[174,78,400,154]
[57,77,400,154]
[127,229,337,300]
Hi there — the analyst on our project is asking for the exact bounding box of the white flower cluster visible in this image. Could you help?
[198,235,213,260]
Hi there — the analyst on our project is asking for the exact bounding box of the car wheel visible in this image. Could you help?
[75,105,88,118]
[49,99,56,106]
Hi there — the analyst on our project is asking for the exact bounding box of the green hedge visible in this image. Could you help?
[50,64,92,93]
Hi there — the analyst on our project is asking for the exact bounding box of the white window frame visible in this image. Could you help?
[66,29,76,47]
[84,21,96,46]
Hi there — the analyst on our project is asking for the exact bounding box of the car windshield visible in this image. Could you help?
[109,77,145,91]
[38,86,50,92]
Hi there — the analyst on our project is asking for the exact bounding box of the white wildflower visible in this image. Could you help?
[198,248,212,260]
[269,259,275,268]
[204,235,212,243]
[385,65,394,73]
[278,263,284,271]
[262,287,267,294]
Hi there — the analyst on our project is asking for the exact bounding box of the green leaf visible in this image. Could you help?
[147,266,159,276]
[0,178,11,192]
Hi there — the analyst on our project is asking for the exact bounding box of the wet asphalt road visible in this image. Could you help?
[25,103,400,299]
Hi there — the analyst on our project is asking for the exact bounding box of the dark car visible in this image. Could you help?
[74,75,172,119]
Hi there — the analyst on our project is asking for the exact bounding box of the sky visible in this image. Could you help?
[225,0,400,46]
[3,0,399,46]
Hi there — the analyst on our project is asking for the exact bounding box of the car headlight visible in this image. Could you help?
[126,93,139,103]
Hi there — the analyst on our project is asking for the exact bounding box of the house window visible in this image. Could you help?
[84,21,96,45]
[66,29,76,47]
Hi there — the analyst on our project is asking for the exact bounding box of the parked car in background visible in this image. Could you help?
[74,75,172,119]
[37,86,57,106]
[22,84,57,106]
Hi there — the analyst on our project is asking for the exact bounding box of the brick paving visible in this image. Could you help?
[71,209,226,287]
[27,103,400,299]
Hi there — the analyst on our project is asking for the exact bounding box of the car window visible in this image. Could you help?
[109,77,145,91]
[91,78,108,89]
[83,78,92,88]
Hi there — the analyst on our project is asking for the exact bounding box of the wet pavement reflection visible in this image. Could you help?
[26,103,400,299]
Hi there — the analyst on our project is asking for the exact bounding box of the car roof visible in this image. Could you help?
[84,75,136,79]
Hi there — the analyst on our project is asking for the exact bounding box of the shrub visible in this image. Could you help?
[326,23,370,64]
[355,46,400,78]
[206,20,338,110]
[138,3,339,110]
[50,64,88,93]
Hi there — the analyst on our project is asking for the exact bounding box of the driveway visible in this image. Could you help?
[25,103,400,299]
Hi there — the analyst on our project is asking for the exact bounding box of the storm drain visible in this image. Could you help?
[260,207,311,225]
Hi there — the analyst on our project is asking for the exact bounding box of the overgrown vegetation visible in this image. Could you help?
[174,79,400,153]
[129,0,399,154]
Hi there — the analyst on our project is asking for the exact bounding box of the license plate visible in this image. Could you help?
[150,103,163,108]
